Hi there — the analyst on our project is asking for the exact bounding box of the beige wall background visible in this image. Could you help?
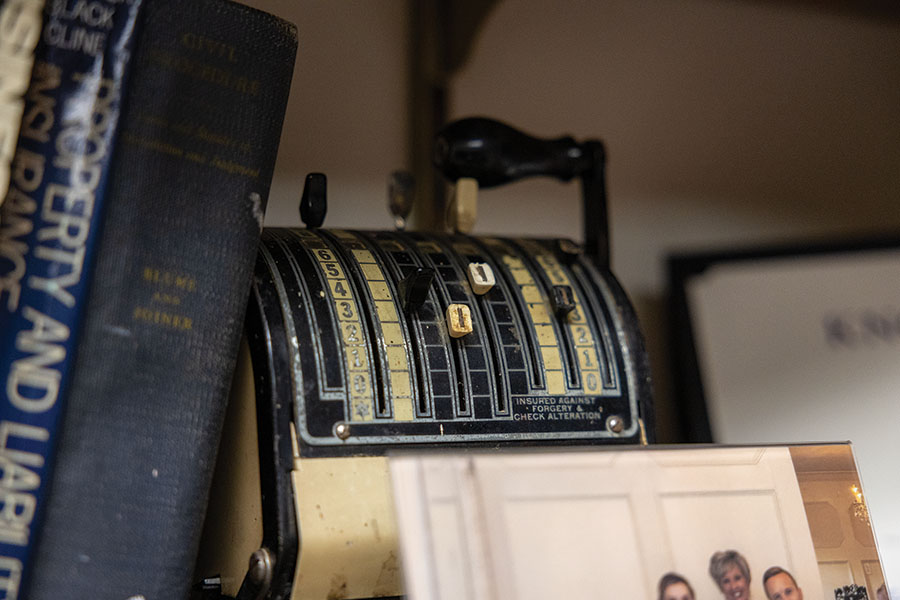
[241,0,900,441]
[244,0,411,231]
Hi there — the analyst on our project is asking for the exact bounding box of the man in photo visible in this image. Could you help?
[709,550,752,600]
[762,566,803,600]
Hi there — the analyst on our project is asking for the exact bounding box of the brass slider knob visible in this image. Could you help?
[447,177,478,233]
[447,304,473,338]
[467,262,495,295]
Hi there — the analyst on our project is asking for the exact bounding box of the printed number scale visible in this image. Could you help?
[259,227,634,451]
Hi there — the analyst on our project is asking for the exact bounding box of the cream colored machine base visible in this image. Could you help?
[197,341,403,600]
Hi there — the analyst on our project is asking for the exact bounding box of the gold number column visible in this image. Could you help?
[295,230,376,422]
[331,230,414,421]
[485,239,567,395]
[528,245,605,394]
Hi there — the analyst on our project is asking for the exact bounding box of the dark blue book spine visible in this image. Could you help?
[0,1,142,596]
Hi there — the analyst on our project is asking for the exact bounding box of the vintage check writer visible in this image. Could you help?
[197,118,654,600]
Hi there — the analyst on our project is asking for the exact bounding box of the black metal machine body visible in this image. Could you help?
[197,118,653,600]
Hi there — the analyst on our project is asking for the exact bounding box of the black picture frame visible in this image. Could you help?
[666,234,900,443]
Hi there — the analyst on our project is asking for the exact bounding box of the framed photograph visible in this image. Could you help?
[667,238,900,594]
[389,444,889,600]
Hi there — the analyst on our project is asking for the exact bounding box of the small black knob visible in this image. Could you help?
[399,268,435,311]
[552,285,576,318]
[300,173,327,228]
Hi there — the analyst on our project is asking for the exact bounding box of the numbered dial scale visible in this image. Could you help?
[249,227,651,454]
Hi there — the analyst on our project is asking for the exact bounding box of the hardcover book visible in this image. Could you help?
[0,0,297,598]
[0,1,144,595]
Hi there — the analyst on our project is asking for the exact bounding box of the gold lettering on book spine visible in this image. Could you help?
[133,267,198,330]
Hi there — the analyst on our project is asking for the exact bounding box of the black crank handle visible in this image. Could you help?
[433,117,610,267]
[433,117,597,187]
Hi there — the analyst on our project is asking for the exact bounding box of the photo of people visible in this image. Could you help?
[659,550,812,600]
[657,553,811,600]
[390,444,891,600]
[646,446,890,600]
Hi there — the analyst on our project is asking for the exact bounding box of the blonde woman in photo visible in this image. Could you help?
[709,550,752,600]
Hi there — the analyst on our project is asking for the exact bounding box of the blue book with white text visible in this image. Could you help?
[0,1,143,596]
